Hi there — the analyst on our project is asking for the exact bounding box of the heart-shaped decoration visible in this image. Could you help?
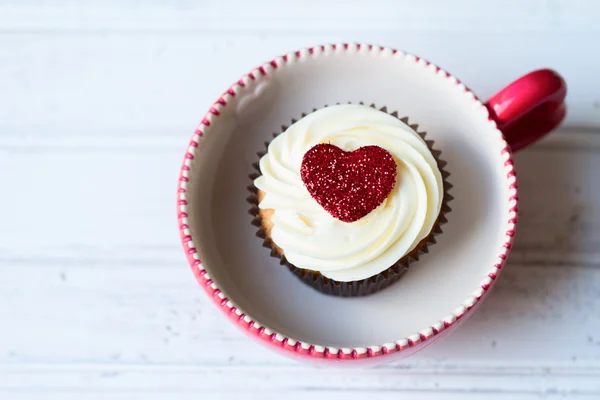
[300,143,397,222]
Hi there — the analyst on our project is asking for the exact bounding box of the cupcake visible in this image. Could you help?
[249,104,451,297]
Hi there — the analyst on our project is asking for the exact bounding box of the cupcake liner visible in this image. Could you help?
[248,104,453,297]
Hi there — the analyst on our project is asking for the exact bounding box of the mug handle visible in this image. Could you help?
[485,69,567,152]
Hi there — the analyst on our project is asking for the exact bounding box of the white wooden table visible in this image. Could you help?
[2,2,600,398]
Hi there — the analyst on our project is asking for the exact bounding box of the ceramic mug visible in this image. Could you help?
[177,43,567,364]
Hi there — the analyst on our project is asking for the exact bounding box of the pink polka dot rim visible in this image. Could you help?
[177,43,520,362]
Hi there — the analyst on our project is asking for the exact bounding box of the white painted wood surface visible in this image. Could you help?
[2,1,600,398]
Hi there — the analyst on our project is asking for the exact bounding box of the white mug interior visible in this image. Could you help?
[183,44,515,356]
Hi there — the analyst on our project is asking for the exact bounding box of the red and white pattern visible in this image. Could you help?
[177,43,518,361]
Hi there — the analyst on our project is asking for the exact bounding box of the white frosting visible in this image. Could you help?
[254,104,443,282]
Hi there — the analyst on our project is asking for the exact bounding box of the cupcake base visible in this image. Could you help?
[248,105,452,297]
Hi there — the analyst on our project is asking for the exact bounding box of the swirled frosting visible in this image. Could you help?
[254,104,443,282]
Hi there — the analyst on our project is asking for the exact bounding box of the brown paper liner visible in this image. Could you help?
[247,104,453,297]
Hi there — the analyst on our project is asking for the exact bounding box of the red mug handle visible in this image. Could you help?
[486,69,567,152]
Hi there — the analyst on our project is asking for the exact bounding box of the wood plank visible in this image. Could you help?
[1,364,600,398]
[0,32,599,134]
[1,0,599,32]
[2,393,598,400]
[2,259,600,366]
[1,130,599,265]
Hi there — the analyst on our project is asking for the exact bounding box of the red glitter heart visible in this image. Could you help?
[300,144,397,222]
